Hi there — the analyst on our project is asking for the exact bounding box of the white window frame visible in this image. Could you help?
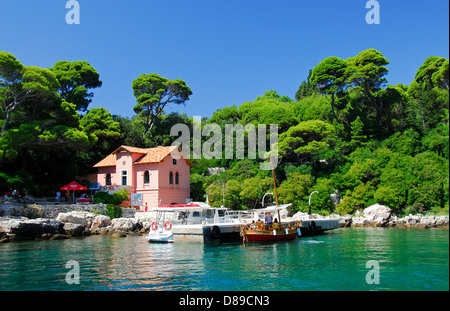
[121,170,128,186]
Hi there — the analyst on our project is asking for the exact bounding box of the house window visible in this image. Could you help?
[106,173,111,186]
[144,171,150,184]
[121,170,127,186]
[175,172,179,185]
[169,171,173,185]
[173,158,177,165]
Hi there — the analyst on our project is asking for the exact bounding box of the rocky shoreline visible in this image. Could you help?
[0,211,151,243]
[0,204,448,243]
[335,204,449,229]
[291,204,449,229]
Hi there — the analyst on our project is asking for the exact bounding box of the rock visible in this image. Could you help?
[435,216,449,227]
[141,221,150,232]
[0,231,11,243]
[111,218,141,232]
[90,215,111,231]
[404,215,420,225]
[351,217,369,227]
[9,218,64,238]
[387,216,403,227]
[111,231,127,238]
[41,233,54,240]
[96,227,111,235]
[41,219,65,234]
[57,212,89,227]
[363,204,392,227]
[0,217,24,233]
[414,223,429,229]
[63,223,85,237]
[339,215,352,227]
[50,234,70,240]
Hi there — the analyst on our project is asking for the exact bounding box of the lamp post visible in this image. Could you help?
[262,192,274,207]
[308,191,319,215]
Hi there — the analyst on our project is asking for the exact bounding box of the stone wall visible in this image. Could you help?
[0,203,106,219]
[0,203,142,219]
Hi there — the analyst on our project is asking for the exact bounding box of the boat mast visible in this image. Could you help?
[270,156,279,207]
[270,156,281,223]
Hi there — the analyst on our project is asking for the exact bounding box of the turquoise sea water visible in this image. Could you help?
[0,228,448,291]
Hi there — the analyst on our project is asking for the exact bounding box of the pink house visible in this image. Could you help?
[93,145,192,208]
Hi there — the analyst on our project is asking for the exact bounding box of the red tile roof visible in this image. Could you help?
[93,145,192,168]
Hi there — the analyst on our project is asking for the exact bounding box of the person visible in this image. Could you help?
[56,191,61,202]
[273,218,279,229]
[65,191,69,202]
[256,219,263,230]
[26,194,34,204]
[145,202,148,212]
[265,212,273,224]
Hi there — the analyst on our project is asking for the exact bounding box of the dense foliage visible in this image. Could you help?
[1,49,448,216]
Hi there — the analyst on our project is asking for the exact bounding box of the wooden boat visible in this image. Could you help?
[240,204,302,243]
[241,157,302,243]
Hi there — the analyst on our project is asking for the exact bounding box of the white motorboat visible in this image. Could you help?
[145,202,248,244]
[146,207,175,243]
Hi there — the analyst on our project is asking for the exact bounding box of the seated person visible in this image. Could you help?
[273,218,279,229]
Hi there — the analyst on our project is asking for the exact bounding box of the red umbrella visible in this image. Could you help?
[61,181,87,191]
[60,181,87,203]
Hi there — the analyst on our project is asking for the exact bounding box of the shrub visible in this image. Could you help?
[106,204,122,219]
[94,190,130,206]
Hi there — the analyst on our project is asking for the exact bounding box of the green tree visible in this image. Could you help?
[79,107,123,168]
[239,176,273,209]
[52,60,102,112]
[346,49,390,126]
[238,90,297,132]
[1,52,60,137]
[336,182,375,215]
[277,172,313,212]
[310,178,335,215]
[408,56,449,131]
[349,116,367,147]
[310,56,347,119]
[132,73,192,138]
[80,107,121,140]
[278,120,336,164]
[295,70,316,101]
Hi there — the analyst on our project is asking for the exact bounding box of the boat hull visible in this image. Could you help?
[146,231,174,243]
[243,230,298,243]
[147,238,174,243]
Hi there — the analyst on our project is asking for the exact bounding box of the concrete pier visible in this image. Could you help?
[172,223,242,244]
[297,219,340,236]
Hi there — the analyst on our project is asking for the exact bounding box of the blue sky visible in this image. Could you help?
[0,0,448,119]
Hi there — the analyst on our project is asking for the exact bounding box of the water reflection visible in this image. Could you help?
[0,229,448,291]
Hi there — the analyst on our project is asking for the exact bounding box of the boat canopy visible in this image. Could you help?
[246,203,292,213]
[149,202,228,212]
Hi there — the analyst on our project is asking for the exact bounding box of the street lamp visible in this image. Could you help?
[262,192,274,207]
[308,191,319,215]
